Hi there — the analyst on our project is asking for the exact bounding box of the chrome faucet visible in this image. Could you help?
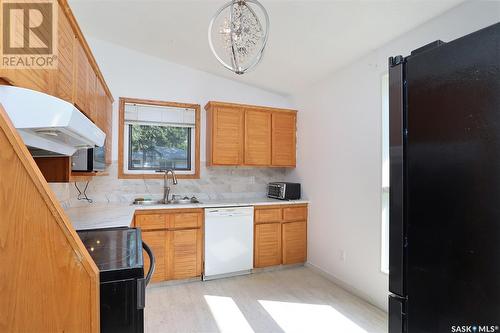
[156,169,178,203]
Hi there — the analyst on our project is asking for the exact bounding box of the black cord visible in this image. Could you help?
[74,181,93,203]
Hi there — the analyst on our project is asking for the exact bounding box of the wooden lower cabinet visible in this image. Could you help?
[169,229,203,280]
[254,222,282,268]
[142,229,168,283]
[254,204,307,268]
[282,221,307,265]
[135,209,203,283]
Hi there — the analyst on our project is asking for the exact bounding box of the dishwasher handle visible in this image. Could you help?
[205,207,253,218]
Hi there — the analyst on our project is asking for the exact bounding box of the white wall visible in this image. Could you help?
[86,37,293,162]
[289,1,500,310]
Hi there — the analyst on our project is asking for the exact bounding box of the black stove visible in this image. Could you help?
[77,227,155,333]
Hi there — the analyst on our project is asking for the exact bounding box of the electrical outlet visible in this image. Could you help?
[340,250,346,262]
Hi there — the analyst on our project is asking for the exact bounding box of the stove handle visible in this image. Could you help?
[142,241,155,286]
[137,241,155,310]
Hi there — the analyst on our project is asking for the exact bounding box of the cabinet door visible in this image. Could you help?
[51,4,74,103]
[104,96,113,164]
[272,112,296,167]
[254,222,282,268]
[245,109,272,165]
[282,221,307,265]
[87,69,97,122]
[168,228,202,280]
[211,106,244,165]
[94,79,106,130]
[141,229,167,283]
[73,39,90,118]
[0,69,50,94]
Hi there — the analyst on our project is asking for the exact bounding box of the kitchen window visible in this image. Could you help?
[119,98,200,179]
[381,73,390,275]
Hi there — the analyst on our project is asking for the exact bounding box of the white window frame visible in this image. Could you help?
[118,98,200,180]
[123,122,196,176]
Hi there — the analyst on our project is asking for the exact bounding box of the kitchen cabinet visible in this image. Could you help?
[206,103,244,165]
[254,222,282,267]
[169,228,203,280]
[73,39,93,120]
[51,4,75,103]
[254,204,307,268]
[205,101,297,167]
[272,112,297,167]
[104,96,113,164]
[245,109,272,165]
[282,221,307,264]
[134,209,203,283]
[142,229,168,282]
[0,1,114,182]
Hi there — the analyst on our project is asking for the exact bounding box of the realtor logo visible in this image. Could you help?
[1,0,58,68]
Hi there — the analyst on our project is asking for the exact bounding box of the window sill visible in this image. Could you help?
[118,172,200,180]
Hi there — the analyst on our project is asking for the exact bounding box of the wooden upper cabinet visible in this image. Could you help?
[207,104,244,165]
[245,109,272,165]
[206,102,297,167]
[95,79,107,130]
[272,112,297,167]
[73,40,96,120]
[87,70,97,122]
[104,97,113,164]
[0,1,114,182]
[51,4,75,103]
[0,69,50,94]
[73,39,91,118]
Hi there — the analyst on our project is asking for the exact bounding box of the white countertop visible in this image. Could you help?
[65,198,309,230]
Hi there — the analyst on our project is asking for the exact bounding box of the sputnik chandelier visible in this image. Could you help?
[208,0,270,75]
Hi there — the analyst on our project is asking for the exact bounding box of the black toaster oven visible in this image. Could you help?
[267,182,301,200]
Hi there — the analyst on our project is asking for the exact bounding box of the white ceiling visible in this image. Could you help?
[69,0,462,96]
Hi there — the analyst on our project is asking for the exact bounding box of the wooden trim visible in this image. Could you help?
[58,0,113,101]
[0,104,100,332]
[206,106,213,166]
[204,101,297,114]
[0,78,11,85]
[118,97,201,179]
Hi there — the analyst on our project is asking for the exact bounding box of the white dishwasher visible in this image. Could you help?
[203,206,254,280]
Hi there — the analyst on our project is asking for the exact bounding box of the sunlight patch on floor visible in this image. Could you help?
[204,295,255,333]
[259,300,367,333]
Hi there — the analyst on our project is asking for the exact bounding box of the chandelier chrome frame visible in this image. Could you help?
[208,0,270,75]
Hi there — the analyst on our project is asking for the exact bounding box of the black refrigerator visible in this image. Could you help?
[388,23,500,333]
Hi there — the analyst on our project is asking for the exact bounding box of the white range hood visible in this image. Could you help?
[0,86,105,156]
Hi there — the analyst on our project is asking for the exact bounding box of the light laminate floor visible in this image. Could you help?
[145,266,387,333]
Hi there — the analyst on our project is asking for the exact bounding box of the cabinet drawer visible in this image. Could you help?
[255,208,282,223]
[283,206,307,222]
[171,212,202,229]
[135,214,167,230]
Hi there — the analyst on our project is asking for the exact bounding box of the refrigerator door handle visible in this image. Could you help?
[388,57,406,297]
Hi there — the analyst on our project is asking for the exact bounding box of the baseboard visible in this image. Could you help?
[305,262,387,312]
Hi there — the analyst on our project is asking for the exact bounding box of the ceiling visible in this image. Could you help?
[69,0,463,96]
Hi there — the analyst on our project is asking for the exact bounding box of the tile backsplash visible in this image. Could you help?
[50,162,290,208]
